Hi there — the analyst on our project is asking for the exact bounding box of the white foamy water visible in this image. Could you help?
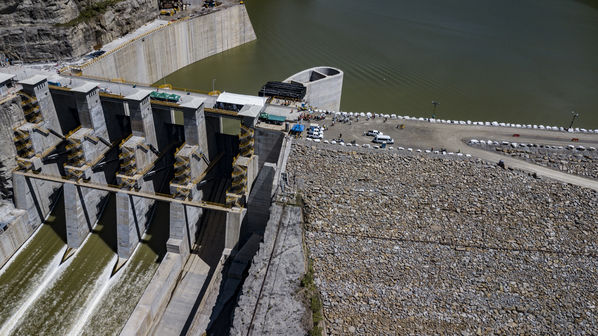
[0,213,55,277]
[0,245,74,336]
[67,254,121,336]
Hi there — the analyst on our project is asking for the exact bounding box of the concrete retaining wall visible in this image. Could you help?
[120,252,184,336]
[81,5,256,84]
[0,95,24,198]
[254,128,284,170]
[0,202,30,268]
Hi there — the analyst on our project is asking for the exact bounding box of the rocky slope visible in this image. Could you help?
[0,0,159,62]
[288,142,598,334]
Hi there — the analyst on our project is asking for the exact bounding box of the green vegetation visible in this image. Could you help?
[301,257,323,336]
[56,0,125,27]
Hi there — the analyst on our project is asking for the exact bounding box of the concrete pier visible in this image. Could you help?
[64,83,112,249]
[13,76,63,228]
[116,137,158,259]
[115,89,161,259]
[167,98,209,257]
[225,207,247,252]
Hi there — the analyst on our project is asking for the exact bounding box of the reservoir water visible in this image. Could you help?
[163,0,598,128]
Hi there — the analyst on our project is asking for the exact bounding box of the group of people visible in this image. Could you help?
[0,58,12,67]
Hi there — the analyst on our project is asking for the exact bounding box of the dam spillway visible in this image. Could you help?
[0,195,170,335]
[0,67,282,334]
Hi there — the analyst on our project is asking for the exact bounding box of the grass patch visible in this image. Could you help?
[301,257,324,336]
[56,0,125,27]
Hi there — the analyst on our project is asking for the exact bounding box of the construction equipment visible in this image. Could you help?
[203,0,222,8]
[160,8,177,16]
[160,0,183,15]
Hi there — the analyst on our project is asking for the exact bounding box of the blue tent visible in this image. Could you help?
[291,124,305,133]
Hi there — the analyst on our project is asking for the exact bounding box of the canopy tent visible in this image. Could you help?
[291,124,305,133]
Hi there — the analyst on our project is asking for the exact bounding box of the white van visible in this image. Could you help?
[373,134,394,144]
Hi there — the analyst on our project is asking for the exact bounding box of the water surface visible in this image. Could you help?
[163,0,598,128]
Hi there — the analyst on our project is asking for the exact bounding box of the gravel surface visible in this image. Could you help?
[287,143,598,334]
[469,141,598,180]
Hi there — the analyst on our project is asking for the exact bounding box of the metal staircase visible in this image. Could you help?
[18,92,43,124]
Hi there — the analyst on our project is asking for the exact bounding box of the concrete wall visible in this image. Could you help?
[0,95,24,197]
[231,204,307,336]
[120,252,184,336]
[285,66,344,112]
[0,202,30,268]
[254,128,284,170]
[81,5,256,84]
[242,163,275,244]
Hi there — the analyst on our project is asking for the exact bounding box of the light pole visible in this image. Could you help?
[432,100,439,119]
[568,110,579,130]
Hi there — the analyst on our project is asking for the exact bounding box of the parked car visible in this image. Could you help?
[366,130,380,136]
[373,134,394,144]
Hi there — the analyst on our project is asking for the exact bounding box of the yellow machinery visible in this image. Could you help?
[160,8,177,16]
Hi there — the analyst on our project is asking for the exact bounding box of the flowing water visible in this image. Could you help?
[0,197,67,334]
[7,195,117,336]
[0,194,169,336]
[162,0,598,128]
[79,201,169,336]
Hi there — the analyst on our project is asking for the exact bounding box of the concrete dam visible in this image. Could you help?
[0,1,344,333]
[75,4,256,85]
[0,67,288,334]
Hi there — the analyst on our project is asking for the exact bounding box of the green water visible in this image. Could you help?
[10,195,117,336]
[0,194,169,335]
[80,201,169,335]
[163,0,598,128]
[0,197,66,330]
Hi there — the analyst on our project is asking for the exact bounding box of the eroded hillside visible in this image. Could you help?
[0,0,158,62]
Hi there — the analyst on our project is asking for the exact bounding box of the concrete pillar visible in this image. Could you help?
[167,203,191,258]
[73,85,108,139]
[116,183,155,259]
[19,75,61,133]
[167,189,204,257]
[117,192,141,259]
[64,170,109,249]
[64,183,92,249]
[12,172,60,230]
[126,90,157,147]
[183,104,207,149]
[12,173,39,230]
[225,208,247,251]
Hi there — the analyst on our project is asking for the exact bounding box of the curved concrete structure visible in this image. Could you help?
[79,5,256,85]
[285,66,343,112]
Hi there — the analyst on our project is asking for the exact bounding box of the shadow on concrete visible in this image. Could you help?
[92,193,118,254]
[140,200,169,264]
[45,192,68,245]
